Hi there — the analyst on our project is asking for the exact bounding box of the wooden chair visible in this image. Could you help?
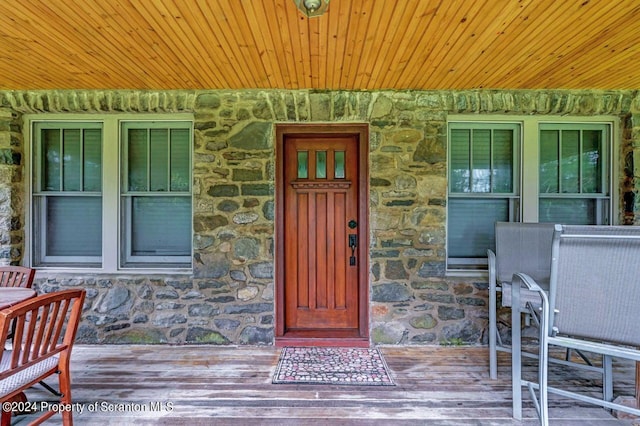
[0,289,86,426]
[0,266,62,398]
[512,224,640,424]
[0,266,35,289]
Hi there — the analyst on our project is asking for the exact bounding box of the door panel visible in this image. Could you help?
[283,136,360,333]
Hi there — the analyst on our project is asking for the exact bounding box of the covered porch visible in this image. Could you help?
[1,1,640,424]
[16,345,638,425]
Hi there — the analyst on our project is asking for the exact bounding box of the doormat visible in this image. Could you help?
[272,347,395,386]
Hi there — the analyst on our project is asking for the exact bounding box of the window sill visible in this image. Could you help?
[445,269,489,279]
[33,267,193,277]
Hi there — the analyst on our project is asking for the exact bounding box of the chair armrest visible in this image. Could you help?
[512,272,551,333]
[487,249,497,293]
[511,272,545,294]
[487,249,496,262]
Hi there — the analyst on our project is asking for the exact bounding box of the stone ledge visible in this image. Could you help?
[1,89,637,116]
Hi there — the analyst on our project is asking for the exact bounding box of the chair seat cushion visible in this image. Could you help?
[0,351,59,397]
[501,279,549,308]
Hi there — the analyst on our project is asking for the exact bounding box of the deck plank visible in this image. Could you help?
[12,345,637,425]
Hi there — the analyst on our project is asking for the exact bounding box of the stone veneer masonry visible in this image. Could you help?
[0,89,638,345]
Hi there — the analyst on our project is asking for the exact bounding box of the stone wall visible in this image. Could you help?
[0,89,638,345]
[0,110,23,264]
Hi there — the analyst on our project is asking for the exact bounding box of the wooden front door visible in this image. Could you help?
[275,124,369,346]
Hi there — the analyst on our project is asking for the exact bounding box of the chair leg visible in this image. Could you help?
[603,355,613,402]
[511,288,523,420]
[0,393,25,426]
[58,368,73,425]
[0,410,10,426]
[538,334,550,426]
[489,285,498,380]
[636,361,640,409]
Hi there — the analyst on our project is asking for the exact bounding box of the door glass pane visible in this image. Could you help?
[62,129,81,191]
[582,130,602,193]
[447,198,509,257]
[450,129,470,193]
[131,196,191,256]
[150,129,169,192]
[471,130,490,192]
[170,129,190,192]
[316,151,327,179]
[83,129,102,192]
[128,129,148,191]
[297,151,308,179]
[492,129,513,193]
[561,130,580,193]
[335,151,345,179]
[46,196,102,256]
[539,130,559,194]
[42,129,61,191]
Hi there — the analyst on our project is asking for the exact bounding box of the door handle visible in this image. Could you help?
[349,234,357,266]
[349,234,358,250]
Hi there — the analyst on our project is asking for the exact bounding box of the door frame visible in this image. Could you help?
[274,123,370,346]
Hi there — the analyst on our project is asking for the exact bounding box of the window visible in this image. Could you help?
[447,118,613,270]
[31,117,193,270]
[121,122,192,267]
[447,123,520,269]
[538,124,609,225]
[32,122,103,267]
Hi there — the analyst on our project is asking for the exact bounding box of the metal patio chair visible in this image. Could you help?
[489,223,601,381]
[512,224,640,424]
[487,221,555,380]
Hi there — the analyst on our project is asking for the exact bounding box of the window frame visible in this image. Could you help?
[120,121,193,268]
[25,114,194,274]
[447,122,522,269]
[31,122,104,267]
[446,115,618,274]
[537,122,611,225]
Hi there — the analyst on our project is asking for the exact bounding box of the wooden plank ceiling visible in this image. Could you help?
[0,0,638,91]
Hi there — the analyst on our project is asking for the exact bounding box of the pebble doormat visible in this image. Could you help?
[272,346,395,386]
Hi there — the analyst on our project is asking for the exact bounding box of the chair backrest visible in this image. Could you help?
[551,225,640,346]
[0,266,35,289]
[0,289,86,381]
[495,222,555,283]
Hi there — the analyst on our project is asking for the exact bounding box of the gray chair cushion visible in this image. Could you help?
[0,351,59,396]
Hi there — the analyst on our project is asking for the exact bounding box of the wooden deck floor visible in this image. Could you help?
[13,345,639,425]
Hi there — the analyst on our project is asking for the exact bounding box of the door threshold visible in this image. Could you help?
[275,337,370,348]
